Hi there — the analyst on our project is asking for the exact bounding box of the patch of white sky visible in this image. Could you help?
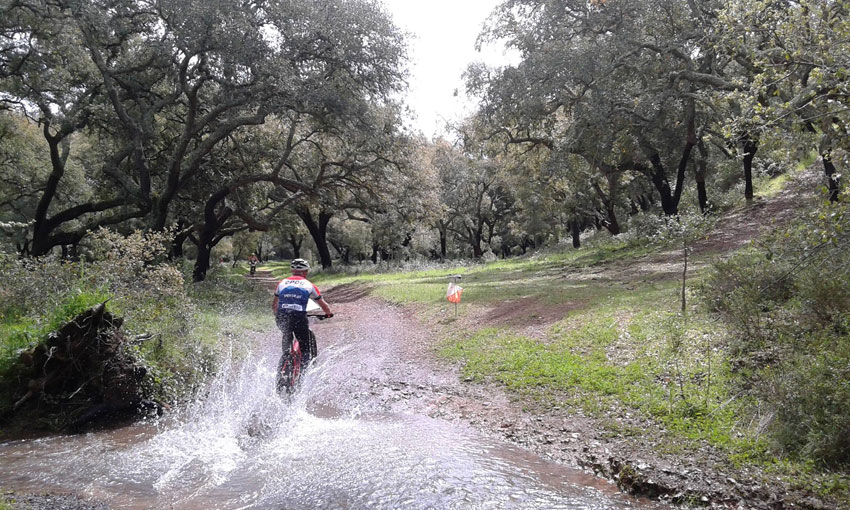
[380,0,518,140]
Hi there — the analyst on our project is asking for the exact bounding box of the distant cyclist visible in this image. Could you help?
[272,258,333,367]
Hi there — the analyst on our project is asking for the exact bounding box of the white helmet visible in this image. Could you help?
[290,258,310,271]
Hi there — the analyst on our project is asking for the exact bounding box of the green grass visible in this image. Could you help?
[437,278,759,455]
[1,288,111,367]
[261,237,659,311]
[261,236,655,305]
[764,460,850,504]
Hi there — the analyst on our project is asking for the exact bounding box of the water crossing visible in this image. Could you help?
[1,327,664,509]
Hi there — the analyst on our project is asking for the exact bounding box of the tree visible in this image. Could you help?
[274,105,411,269]
[432,130,516,259]
[0,0,407,257]
[717,0,850,202]
[469,0,749,224]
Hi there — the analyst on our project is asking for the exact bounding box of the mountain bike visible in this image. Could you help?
[276,314,330,395]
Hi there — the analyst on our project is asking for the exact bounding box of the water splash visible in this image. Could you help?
[0,331,662,510]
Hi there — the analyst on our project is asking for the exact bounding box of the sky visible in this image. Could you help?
[380,0,516,138]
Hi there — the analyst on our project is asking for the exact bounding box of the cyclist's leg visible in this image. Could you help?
[275,311,295,391]
[291,313,311,365]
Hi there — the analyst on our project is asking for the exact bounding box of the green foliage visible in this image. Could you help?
[700,201,850,467]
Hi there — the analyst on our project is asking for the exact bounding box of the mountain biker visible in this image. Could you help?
[272,258,333,367]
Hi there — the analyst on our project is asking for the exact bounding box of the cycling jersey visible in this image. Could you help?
[274,276,321,313]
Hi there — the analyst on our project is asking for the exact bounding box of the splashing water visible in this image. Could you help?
[0,334,663,510]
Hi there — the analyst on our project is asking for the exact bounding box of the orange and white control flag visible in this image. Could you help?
[446,282,463,304]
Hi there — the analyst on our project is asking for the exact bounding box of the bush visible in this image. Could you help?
[699,201,850,468]
[0,229,214,411]
[769,343,850,467]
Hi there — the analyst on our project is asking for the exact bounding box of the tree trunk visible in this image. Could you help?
[604,204,621,235]
[696,140,709,214]
[823,152,841,202]
[571,219,581,249]
[30,128,68,257]
[171,221,191,259]
[671,98,697,210]
[193,242,212,282]
[591,174,622,235]
[647,154,678,215]
[288,233,302,259]
[468,225,484,258]
[330,240,352,265]
[192,188,231,282]
[297,207,333,269]
[439,227,447,260]
[742,135,758,203]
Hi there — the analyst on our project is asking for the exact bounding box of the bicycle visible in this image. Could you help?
[276,313,330,395]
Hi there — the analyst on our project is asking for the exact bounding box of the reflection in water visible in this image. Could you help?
[0,343,659,510]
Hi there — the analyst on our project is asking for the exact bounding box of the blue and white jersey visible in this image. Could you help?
[275,276,321,313]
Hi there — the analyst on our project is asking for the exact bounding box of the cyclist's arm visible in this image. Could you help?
[316,296,332,316]
[272,295,279,314]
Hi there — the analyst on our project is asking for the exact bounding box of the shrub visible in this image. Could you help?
[0,229,211,410]
[699,201,850,467]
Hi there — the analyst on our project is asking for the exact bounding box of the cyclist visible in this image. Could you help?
[271,258,333,369]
